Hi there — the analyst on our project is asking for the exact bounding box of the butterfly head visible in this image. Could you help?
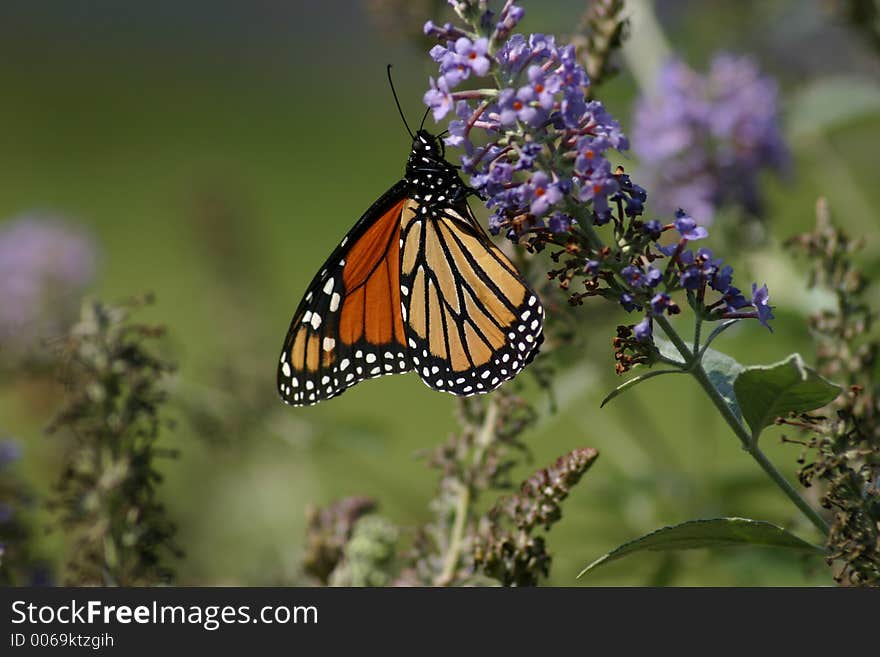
[405,129,466,203]
[410,129,445,160]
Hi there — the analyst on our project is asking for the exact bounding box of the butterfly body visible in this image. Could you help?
[278,129,543,406]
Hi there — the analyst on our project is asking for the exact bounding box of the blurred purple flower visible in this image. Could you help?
[632,54,789,224]
[0,216,98,352]
[0,439,21,468]
[0,438,22,525]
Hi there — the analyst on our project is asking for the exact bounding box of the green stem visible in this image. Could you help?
[697,319,739,359]
[436,399,499,586]
[436,480,471,587]
[654,315,830,537]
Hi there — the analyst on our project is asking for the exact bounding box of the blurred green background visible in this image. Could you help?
[2,0,879,586]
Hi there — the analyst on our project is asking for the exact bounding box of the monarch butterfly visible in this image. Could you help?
[277,80,544,407]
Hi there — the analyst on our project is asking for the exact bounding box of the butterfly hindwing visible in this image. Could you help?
[399,198,544,396]
[278,183,412,406]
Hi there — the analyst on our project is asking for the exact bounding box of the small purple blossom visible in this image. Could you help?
[711,264,734,293]
[641,220,663,239]
[621,265,662,290]
[514,142,543,171]
[493,3,525,43]
[527,65,561,109]
[633,317,652,341]
[612,172,647,218]
[650,293,672,315]
[645,267,663,288]
[523,172,564,216]
[721,285,748,312]
[673,209,708,241]
[619,293,642,312]
[679,265,704,290]
[497,86,545,127]
[431,37,492,89]
[424,76,455,121]
[576,162,619,225]
[751,283,774,331]
[455,37,491,76]
[424,21,468,41]
[548,211,572,233]
[444,100,475,151]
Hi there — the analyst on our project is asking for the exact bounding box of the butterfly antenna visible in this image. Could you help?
[386,65,414,139]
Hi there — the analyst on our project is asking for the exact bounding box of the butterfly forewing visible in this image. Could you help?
[278,186,413,406]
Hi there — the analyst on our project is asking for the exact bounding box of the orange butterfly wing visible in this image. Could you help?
[278,187,412,406]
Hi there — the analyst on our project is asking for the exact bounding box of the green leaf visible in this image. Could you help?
[699,345,745,423]
[578,518,824,577]
[652,334,686,366]
[599,369,684,408]
[733,354,841,437]
[653,336,744,421]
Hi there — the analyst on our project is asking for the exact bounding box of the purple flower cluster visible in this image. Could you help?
[0,216,98,353]
[424,4,642,237]
[632,54,789,224]
[423,3,774,347]
[616,210,774,340]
